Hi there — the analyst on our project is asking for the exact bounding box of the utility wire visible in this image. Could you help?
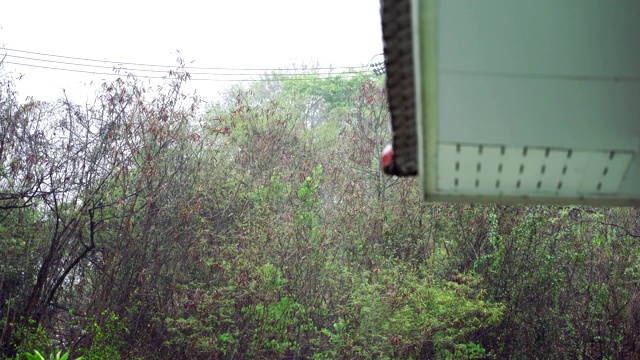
[2,47,368,72]
[4,53,372,77]
[2,47,375,82]
[4,61,369,82]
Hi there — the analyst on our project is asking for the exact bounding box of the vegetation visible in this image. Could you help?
[1,63,639,359]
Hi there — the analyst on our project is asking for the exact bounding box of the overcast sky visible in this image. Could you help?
[1,0,384,102]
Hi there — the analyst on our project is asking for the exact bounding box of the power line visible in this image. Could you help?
[7,54,169,73]
[4,53,372,77]
[3,61,172,79]
[2,47,368,72]
[4,61,369,82]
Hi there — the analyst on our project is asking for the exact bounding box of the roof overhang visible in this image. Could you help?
[383,0,640,205]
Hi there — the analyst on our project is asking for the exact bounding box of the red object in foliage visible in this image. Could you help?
[381,144,394,174]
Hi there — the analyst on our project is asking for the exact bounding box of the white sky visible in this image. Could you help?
[0,0,384,103]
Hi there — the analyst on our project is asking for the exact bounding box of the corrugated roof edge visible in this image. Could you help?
[381,0,418,176]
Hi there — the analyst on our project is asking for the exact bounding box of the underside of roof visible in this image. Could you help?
[379,0,640,205]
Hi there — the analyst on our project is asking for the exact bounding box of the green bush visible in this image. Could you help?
[317,265,504,359]
[23,350,82,360]
[76,310,126,360]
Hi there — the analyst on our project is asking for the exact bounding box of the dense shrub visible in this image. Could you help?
[2,67,639,359]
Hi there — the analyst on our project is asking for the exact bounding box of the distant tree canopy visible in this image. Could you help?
[1,64,639,359]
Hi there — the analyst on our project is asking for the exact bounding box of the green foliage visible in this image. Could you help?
[297,165,322,207]
[242,295,311,356]
[9,319,49,358]
[23,349,81,360]
[318,267,503,359]
[77,310,126,360]
[451,342,486,359]
[2,67,640,359]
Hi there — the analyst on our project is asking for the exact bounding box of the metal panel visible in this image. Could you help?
[416,0,640,205]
